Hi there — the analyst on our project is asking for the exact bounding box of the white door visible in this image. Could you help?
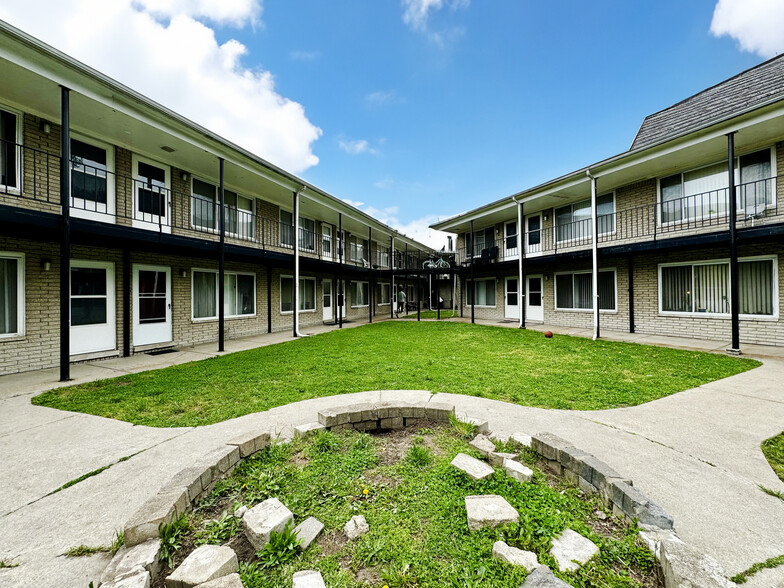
[526,275,544,322]
[505,277,519,320]
[132,155,171,233]
[525,214,542,256]
[70,260,116,355]
[132,265,172,347]
[321,224,333,260]
[322,279,333,322]
[336,279,347,319]
[504,221,519,260]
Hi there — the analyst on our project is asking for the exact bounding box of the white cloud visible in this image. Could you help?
[290,50,321,62]
[710,0,784,58]
[401,0,469,46]
[338,137,380,155]
[365,90,405,108]
[0,0,322,173]
[374,177,395,189]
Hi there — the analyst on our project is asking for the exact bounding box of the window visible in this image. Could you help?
[555,270,616,311]
[351,281,369,307]
[377,245,389,268]
[350,235,369,264]
[280,276,316,312]
[467,278,496,306]
[0,108,19,191]
[379,283,391,305]
[0,253,24,336]
[192,270,255,319]
[466,227,496,257]
[192,179,254,238]
[279,211,314,250]
[71,267,108,326]
[505,222,517,250]
[132,156,169,228]
[659,257,776,316]
[71,139,108,210]
[555,194,614,242]
[659,148,774,223]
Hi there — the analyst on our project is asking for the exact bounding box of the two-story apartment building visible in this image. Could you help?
[0,22,436,377]
[432,54,784,351]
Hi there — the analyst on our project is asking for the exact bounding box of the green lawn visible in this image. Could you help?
[402,309,459,319]
[762,432,784,483]
[32,322,759,428]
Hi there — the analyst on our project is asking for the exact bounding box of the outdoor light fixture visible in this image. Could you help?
[39,120,51,134]
[181,172,188,181]
[180,269,187,278]
[41,259,51,271]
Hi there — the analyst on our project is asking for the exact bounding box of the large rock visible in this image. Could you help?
[520,566,572,587]
[101,539,162,585]
[451,453,494,480]
[292,570,327,588]
[465,495,519,531]
[294,516,324,550]
[489,452,517,467]
[549,529,599,572]
[102,566,151,588]
[511,432,533,448]
[660,539,735,587]
[491,540,540,571]
[503,459,533,483]
[165,545,238,588]
[194,573,244,588]
[344,515,369,540]
[124,488,188,546]
[243,498,294,550]
[469,434,496,457]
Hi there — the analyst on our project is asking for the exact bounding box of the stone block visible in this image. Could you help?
[468,434,496,457]
[491,540,540,570]
[549,529,599,572]
[105,539,162,584]
[660,539,735,588]
[404,417,419,427]
[636,501,674,531]
[348,403,371,423]
[163,467,204,504]
[503,459,533,483]
[563,469,578,484]
[489,452,516,467]
[460,416,489,434]
[165,545,238,588]
[380,417,404,429]
[103,567,151,588]
[425,401,454,421]
[531,432,574,461]
[194,573,244,588]
[292,570,327,588]
[294,516,324,551]
[125,487,188,546]
[543,459,562,476]
[375,401,395,418]
[580,455,624,490]
[243,498,294,550]
[559,446,591,475]
[465,495,519,531]
[344,515,369,540]
[510,432,533,448]
[451,453,494,480]
[520,566,571,587]
[361,405,379,421]
[317,409,337,427]
[577,476,596,496]
[227,431,270,457]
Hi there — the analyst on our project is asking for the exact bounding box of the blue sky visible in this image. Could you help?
[3,0,782,246]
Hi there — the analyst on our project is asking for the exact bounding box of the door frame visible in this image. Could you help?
[322,278,333,322]
[132,264,173,347]
[526,274,544,322]
[504,276,519,320]
[131,154,172,233]
[321,224,333,260]
[525,213,543,257]
[70,259,116,356]
[504,220,519,260]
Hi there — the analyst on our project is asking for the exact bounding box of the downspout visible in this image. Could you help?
[587,170,600,340]
[390,235,395,318]
[293,187,308,338]
[59,85,71,381]
[514,196,525,329]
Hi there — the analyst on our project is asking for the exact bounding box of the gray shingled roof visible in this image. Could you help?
[631,54,784,150]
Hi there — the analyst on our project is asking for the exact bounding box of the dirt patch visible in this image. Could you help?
[316,530,348,557]
[375,419,441,465]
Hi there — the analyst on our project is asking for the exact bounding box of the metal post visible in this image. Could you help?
[123,248,130,356]
[470,220,475,324]
[293,190,299,337]
[436,270,440,319]
[218,157,225,351]
[404,243,408,317]
[368,226,373,324]
[338,213,343,328]
[628,255,635,334]
[266,264,272,333]
[59,86,71,382]
[589,173,600,340]
[417,272,421,321]
[390,236,395,319]
[728,132,740,353]
[517,199,525,329]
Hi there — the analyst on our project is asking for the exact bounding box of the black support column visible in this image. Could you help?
[218,157,225,351]
[59,86,71,382]
[266,264,272,333]
[368,226,373,324]
[123,247,131,356]
[628,255,635,334]
[728,132,740,353]
[337,213,343,328]
[470,220,475,324]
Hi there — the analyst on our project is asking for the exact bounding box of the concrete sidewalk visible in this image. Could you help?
[0,327,783,586]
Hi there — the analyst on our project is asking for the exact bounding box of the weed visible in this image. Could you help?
[731,553,784,584]
[448,413,476,439]
[195,510,241,545]
[65,545,107,557]
[761,432,784,483]
[158,514,190,568]
[309,430,341,454]
[404,445,432,467]
[110,529,125,555]
[0,560,20,568]
[256,520,301,569]
[759,485,784,502]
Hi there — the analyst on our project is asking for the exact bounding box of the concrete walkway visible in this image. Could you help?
[0,324,783,587]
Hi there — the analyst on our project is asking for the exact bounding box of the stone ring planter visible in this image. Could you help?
[98,396,736,588]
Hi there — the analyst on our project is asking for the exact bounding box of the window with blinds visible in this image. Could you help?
[555,270,616,310]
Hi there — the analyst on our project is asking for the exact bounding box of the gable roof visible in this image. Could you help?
[631,53,784,150]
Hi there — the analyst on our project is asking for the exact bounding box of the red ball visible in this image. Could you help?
[544,331,553,338]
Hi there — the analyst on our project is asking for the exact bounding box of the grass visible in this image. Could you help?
[32,322,758,428]
[175,424,658,587]
[761,431,784,483]
[63,530,124,558]
[401,309,459,319]
[0,560,20,568]
[730,554,784,584]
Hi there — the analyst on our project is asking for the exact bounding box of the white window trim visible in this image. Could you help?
[0,103,23,195]
[554,192,616,245]
[379,282,391,306]
[132,154,171,232]
[656,147,777,227]
[466,277,497,308]
[279,209,316,252]
[190,177,256,240]
[467,227,498,259]
[657,255,778,319]
[280,275,317,314]
[69,132,116,223]
[191,269,257,321]
[350,281,369,308]
[0,251,25,338]
[554,268,618,313]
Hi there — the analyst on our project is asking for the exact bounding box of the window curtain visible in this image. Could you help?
[574,273,592,309]
[683,162,729,221]
[739,150,772,212]
[0,110,18,188]
[661,266,692,312]
[192,179,216,230]
[193,271,216,318]
[555,274,573,308]
[739,260,773,315]
[693,263,729,313]
[280,277,293,312]
[236,274,255,315]
[280,211,294,247]
[300,278,316,310]
[598,271,615,310]
[0,258,18,334]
